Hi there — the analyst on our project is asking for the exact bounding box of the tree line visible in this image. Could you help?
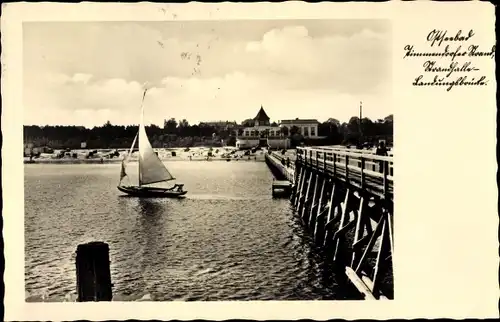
[23,115,393,149]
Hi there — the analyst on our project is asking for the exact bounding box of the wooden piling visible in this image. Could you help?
[351,194,368,267]
[291,166,303,203]
[309,176,325,229]
[305,174,320,226]
[301,171,315,222]
[322,183,338,247]
[297,169,310,213]
[294,168,306,209]
[76,241,113,302]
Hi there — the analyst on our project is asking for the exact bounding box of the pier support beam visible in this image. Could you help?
[301,172,317,223]
[297,169,312,215]
[295,167,307,210]
[309,176,325,230]
[291,166,303,203]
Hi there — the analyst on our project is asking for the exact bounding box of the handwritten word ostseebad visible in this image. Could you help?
[427,29,475,47]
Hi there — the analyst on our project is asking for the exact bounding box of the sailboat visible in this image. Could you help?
[117,89,187,198]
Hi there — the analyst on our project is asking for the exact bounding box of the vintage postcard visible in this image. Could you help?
[1,1,497,321]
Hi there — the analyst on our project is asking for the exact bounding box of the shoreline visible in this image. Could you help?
[24,156,267,164]
[23,146,296,165]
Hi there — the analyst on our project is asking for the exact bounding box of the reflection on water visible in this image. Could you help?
[25,161,352,301]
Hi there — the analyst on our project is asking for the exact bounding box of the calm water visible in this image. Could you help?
[25,161,349,301]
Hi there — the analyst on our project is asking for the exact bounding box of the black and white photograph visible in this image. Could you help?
[23,18,394,302]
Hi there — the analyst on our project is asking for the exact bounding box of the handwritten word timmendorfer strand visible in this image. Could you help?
[403,44,496,61]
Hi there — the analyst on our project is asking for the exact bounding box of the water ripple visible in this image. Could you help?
[25,161,343,301]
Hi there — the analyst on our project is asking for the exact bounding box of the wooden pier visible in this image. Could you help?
[265,147,394,300]
[264,151,295,182]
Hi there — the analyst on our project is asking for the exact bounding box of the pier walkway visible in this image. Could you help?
[265,147,394,300]
[264,151,295,183]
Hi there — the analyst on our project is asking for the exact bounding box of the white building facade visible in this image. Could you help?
[236,106,290,149]
[278,119,320,138]
[235,108,320,149]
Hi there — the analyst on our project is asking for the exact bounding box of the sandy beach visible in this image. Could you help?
[24,147,295,164]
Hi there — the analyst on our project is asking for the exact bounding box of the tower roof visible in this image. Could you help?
[253,106,270,122]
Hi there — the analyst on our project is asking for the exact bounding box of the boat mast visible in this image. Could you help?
[137,127,141,187]
[138,88,148,187]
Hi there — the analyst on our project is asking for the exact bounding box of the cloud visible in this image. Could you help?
[23,21,392,127]
[72,73,93,84]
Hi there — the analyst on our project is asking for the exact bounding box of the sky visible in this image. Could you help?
[23,20,392,127]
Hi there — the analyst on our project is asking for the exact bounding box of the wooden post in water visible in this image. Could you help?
[332,189,351,262]
[313,181,331,243]
[309,176,325,229]
[295,167,306,209]
[300,171,314,219]
[290,166,302,202]
[76,241,113,302]
[303,172,318,223]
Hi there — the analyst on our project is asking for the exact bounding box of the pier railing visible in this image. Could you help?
[296,147,393,200]
[308,145,394,156]
[265,151,295,183]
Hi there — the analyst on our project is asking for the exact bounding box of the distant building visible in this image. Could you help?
[199,121,238,129]
[236,106,289,149]
[279,118,320,138]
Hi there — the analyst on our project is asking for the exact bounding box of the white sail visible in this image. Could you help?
[127,133,139,159]
[138,90,175,185]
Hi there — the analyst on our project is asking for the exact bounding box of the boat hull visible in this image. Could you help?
[117,185,187,198]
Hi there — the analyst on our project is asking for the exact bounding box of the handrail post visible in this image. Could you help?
[345,155,349,182]
[315,150,319,168]
[360,157,365,189]
[323,151,326,173]
[383,159,389,198]
[333,152,337,177]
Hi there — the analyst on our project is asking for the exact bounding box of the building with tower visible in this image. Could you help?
[253,106,271,127]
[235,105,321,149]
[236,105,284,149]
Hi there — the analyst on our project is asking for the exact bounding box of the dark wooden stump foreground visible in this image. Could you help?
[75,241,113,302]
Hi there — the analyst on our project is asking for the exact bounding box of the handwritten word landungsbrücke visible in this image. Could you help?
[413,75,487,92]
